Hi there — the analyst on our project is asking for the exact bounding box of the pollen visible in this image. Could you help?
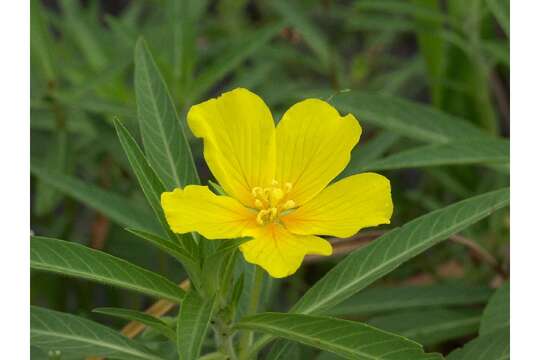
[252,180,296,225]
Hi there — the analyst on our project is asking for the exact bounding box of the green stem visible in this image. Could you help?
[214,316,238,360]
[242,335,274,360]
[238,266,265,358]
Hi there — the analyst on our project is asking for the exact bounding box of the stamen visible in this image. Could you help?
[284,182,293,193]
[270,188,284,204]
[256,210,266,225]
[282,200,296,210]
[251,181,296,226]
[252,187,263,198]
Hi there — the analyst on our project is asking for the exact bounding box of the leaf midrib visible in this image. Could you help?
[296,195,508,314]
[399,316,481,338]
[138,48,182,188]
[240,320,412,360]
[30,260,181,303]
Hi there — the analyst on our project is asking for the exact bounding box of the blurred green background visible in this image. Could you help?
[30,0,509,357]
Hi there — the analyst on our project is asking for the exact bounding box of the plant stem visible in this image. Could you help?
[242,335,274,360]
[238,266,265,358]
[214,316,238,360]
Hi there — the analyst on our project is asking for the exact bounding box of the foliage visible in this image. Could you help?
[31,0,509,359]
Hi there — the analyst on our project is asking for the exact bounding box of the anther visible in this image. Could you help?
[282,200,296,210]
[284,182,293,193]
[252,187,263,197]
[270,188,284,203]
[256,210,266,225]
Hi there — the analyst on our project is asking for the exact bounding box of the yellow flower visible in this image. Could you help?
[161,88,393,278]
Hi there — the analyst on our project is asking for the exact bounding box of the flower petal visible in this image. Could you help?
[187,88,276,206]
[282,173,393,238]
[275,99,361,205]
[239,223,332,278]
[161,185,255,239]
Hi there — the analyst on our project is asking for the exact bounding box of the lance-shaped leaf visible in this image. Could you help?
[446,284,510,360]
[367,309,482,347]
[134,38,199,190]
[359,139,509,171]
[169,0,207,93]
[177,292,215,360]
[125,228,197,270]
[486,0,509,37]
[446,328,509,360]
[93,307,176,340]
[34,130,68,216]
[292,188,509,315]
[479,283,509,336]
[31,236,184,303]
[270,0,331,68]
[189,24,282,102]
[113,119,199,261]
[31,0,57,80]
[236,313,443,360]
[31,161,158,233]
[331,92,491,143]
[328,285,492,317]
[31,306,162,360]
[113,118,169,230]
[339,132,399,180]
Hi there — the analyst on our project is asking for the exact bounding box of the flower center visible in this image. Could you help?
[251,180,296,226]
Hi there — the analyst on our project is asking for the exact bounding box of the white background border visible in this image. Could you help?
[511,0,540,358]
[0,0,536,358]
[0,1,30,358]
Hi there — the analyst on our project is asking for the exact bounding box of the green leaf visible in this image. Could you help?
[482,40,509,68]
[331,92,491,143]
[169,0,207,93]
[205,237,251,260]
[270,1,331,68]
[359,139,509,171]
[31,306,162,360]
[177,292,215,360]
[34,131,68,216]
[479,283,509,335]
[31,236,185,303]
[327,285,492,317]
[30,161,159,233]
[30,0,56,80]
[355,0,449,24]
[346,13,416,32]
[134,38,199,190]
[338,132,399,180]
[55,57,132,102]
[201,240,246,308]
[93,307,176,340]
[189,24,282,102]
[446,328,509,360]
[236,313,442,360]
[113,118,199,261]
[59,0,107,71]
[367,309,482,347]
[486,0,509,36]
[125,228,197,271]
[292,188,509,315]
[411,0,446,106]
[113,118,169,228]
[446,284,510,360]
